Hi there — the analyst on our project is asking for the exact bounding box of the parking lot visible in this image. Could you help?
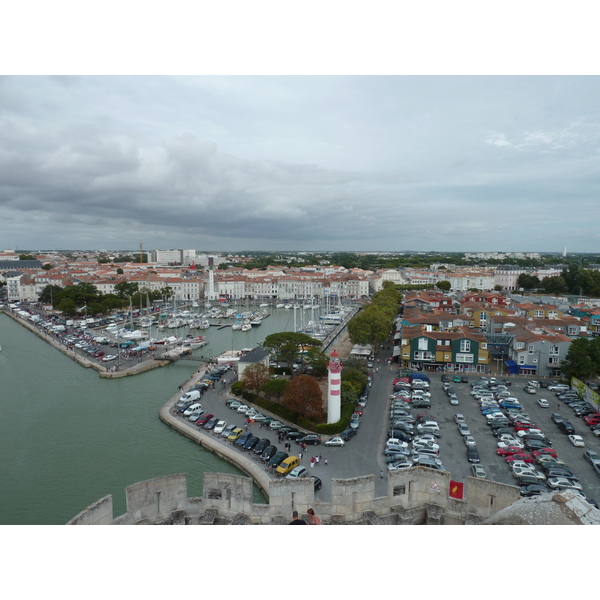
[397,374,600,502]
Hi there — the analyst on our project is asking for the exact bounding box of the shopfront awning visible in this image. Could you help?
[504,359,519,374]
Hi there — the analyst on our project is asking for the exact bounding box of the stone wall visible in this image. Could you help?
[68,467,522,525]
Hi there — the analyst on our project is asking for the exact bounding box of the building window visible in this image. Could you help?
[528,344,534,354]
[418,338,428,351]
[481,343,487,349]
[534,310,544,317]
[456,353,474,363]
[460,340,470,353]
[393,485,406,496]
[517,342,525,350]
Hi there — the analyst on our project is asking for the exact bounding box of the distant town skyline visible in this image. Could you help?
[1,76,599,253]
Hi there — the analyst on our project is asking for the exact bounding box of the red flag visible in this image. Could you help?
[449,480,464,499]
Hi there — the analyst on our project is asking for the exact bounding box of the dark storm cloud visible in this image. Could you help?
[1,76,600,251]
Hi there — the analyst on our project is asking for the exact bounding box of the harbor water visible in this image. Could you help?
[0,306,316,524]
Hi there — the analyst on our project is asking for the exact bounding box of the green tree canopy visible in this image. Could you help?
[436,280,451,292]
[561,338,600,381]
[262,332,322,366]
[114,281,140,300]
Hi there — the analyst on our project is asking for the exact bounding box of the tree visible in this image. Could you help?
[340,380,358,407]
[517,273,541,290]
[218,263,229,270]
[304,347,329,377]
[342,367,368,395]
[19,254,36,260]
[261,378,288,403]
[436,280,451,292]
[494,285,503,292]
[42,264,52,270]
[561,338,600,381]
[541,276,568,295]
[241,363,271,395]
[116,268,124,275]
[114,281,139,300]
[38,284,64,304]
[262,332,322,367]
[281,375,323,421]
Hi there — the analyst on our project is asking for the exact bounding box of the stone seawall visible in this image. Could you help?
[1,309,169,378]
[158,382,272,499]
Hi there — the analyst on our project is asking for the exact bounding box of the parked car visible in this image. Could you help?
[471,464,486,478]
[253,438,271,455]
[213,420,227,434]
[325,436,345,447]
[286,466,308,480]
[297,434,322,446]
[466,446,481,463]
[340,428,357,441]
[260,445,278,462]
[537,398,550,408]
[558,421,576,434]
[568,434,585,447]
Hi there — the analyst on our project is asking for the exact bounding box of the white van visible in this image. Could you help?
[179,390,201,403]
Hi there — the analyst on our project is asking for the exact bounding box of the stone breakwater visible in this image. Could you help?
[1,309,169,378]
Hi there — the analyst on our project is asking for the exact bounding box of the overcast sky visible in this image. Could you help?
[1,75,599,253]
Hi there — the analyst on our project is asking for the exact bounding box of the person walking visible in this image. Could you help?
[307,508,322,525]
[380,470,384,481]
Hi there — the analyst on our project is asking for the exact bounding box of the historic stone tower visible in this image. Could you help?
[327,349,343,423]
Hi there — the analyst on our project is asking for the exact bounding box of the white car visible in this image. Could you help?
[568,434,585,447]
[286,466,308,479]
[388,460,413,471]
[237,404,250,414]
[471,464,486,479]
[101,354,117,362]
[454,414,466,424]
[517,428,543,437]
[512,466,546,480]
[183,402,202,416]
[412,434,438,445]
[417,421,439,432]
[547,477,583,491]
[463,435,477,446]
[497,439,524,450]
[325,436,345,447]
[387,438,409,449]
[213,420,227,434]
[497,434,521,444]
[537,398,550,408]
[413,441,440,452]
[457,423,470,436]
[269,420,285,429]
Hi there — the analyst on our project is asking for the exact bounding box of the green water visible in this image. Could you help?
[0,308,303,524]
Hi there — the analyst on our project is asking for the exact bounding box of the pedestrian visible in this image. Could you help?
[318,453,322,462]
[307,508,322,525]
[558,402,561,411]
[315,455,320,466]
[289,510,306,525]
[324,458,327,466]
[299,452,303,461]
[310,457,315,468]
[380,470,384,481]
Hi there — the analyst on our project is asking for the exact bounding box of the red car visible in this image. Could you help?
[584,414,600,426]
[505,452,534,464]
[93,350,105,358]
[496,446,524,457]
[513,422,537,432]
[354,406,364,416]
[196,413,214,426]
[532,448,558,458]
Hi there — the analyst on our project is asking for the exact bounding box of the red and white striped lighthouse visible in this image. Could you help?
[327,349,343,423]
